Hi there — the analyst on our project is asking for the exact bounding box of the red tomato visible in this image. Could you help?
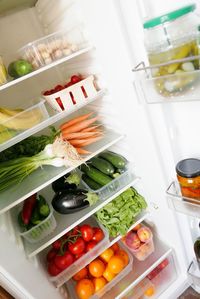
[54,251,74,270]
[43,90,51,96]
[46,248,57,262]
[86,241,97,252]
[50,89,56,94]
[52,239,62,250]
[80,225,94,242]
[48,262,62,276]
[64,82,72,88]
[65,226,80,238]
[92,228,104,243]
[68,237,86,255]
[74,251,86,260]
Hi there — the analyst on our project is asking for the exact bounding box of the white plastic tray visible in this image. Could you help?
[44,217,109,288]
[81,162,135,201]
[66,241,133,299]
[43,76,98,112]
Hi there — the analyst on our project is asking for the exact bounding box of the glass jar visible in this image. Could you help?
[143,4,200,96]
[0,56,7,85]
[176,158,200,202]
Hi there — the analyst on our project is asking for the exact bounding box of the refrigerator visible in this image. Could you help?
[0,0,199,298]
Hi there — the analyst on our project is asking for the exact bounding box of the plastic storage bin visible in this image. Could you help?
[188,260,200,293]
[81,162,136,201]
[43,76,98,112]
[47,217,109,288]
[19,206,57,243]
[0,100,49,145]
[18,29,81,69]
[66,241,133,299]
[122,226,154,261]
[123,278,154,299]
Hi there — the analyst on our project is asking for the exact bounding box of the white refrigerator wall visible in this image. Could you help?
[0,0,194,298]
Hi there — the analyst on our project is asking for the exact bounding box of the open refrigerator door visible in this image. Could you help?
[0,0,195,298]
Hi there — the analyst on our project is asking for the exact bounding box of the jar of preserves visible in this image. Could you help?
[0,56,7,85]
[143,4,200,96]
[176,158,200,202]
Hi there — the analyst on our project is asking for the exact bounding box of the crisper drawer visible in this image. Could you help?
[66,241,133,299]
[120,253,177,299]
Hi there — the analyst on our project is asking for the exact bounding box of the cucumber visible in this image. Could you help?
[82,174,102,190]
[31,206,42,225]
[99,151,127,169]
[38,195,50,217]
[90,157,114,175]
[80,164,113,186]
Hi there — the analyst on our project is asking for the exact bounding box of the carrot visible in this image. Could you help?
[70,136,102,147]
[75,148,91,155]
[61,116,99,134]
[81,125,102,132]
[60,112,93,131]
[62,131,101,140]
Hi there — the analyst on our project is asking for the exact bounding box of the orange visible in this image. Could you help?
[116,250,129,266]
[103,266,116,282]
[73,267,88,281]
[110,243,120,253]
[89,259,106,278]
[144,286,155,297]
[75,278,94,299]
[107,255,125,274]
[100,248,114,263]
[92,277,107,292]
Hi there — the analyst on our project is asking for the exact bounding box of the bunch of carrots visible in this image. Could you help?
[60,112,103,155]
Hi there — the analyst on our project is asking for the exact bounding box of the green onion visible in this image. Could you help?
[0,137,83,192]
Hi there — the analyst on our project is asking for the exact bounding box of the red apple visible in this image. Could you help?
[125,231,141,250]
[137,227,152,242]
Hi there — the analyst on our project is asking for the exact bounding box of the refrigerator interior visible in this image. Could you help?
[0,0,194,298]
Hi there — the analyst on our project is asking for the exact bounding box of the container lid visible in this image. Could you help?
[143,4,196,29]
[176,158,200,178]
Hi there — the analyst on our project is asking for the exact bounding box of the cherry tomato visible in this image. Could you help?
[71,75,82,84]
[75,278,94,299]
[92,227,104,243]
[43,90,51,96]
[86,241,97,252]
[46,248,57,262]
[89,259,105,278]
[55,97,64,110]
[54,85,64,92]
[52,239,62,250]
[80,224,94,242]
[64,82,72,88]
[73,267,88,281]
[66,226,80,238]
[68,237,85,255]
[54,251,74,270]
[48,261,62,276]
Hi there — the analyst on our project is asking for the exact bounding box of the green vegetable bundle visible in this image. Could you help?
[95,187,147,237]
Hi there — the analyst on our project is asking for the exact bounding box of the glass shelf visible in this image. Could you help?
[166,181,200,218]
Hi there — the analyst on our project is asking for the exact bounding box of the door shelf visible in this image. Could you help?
[188,260,200,293]
[133,57,200,104]
[0,128,123,215]
[166,181,200,218]
[0,46,93,93]
[0,89,106,153]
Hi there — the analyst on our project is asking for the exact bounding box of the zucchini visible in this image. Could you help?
[82,174,102,190]
[80,164,113,186]
[99,151,127,169]
[90,157,114,175]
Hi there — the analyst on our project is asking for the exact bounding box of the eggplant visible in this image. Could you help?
[52,172,80,193]
[52,189,99,214]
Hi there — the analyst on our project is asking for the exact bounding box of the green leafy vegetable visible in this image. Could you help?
[95,187,147,237]
[0,127,59,162]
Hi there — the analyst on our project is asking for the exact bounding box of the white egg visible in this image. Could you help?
[37,43,46,52]
[41,51,51,59]
[181,62,195,72]
[54,49,63,59]
[70,43,78,52]
[44,57,52,64]
[63,48,72,56]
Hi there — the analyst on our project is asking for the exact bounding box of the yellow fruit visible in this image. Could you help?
[103,266,116,282]
[100,248,114,263]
